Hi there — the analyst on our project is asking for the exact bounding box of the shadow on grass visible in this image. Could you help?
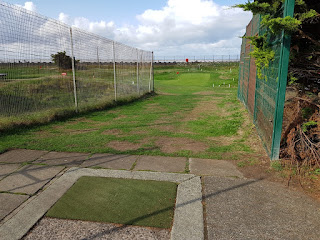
[0,92,157,137]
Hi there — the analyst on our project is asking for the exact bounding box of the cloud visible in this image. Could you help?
[16,1,37,12]
[58,13,116,39]
[128,0,252,56]
[11,1,252,57]
[54,0,252,56]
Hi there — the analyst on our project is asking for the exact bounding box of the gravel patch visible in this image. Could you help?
[23,217,170,240]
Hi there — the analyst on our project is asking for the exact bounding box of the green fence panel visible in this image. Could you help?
[238,0,295,160]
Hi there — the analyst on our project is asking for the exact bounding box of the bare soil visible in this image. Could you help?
[192,91,216,95]
[155,137,208,154]
[101,129,123,136]
[107,141,143,151]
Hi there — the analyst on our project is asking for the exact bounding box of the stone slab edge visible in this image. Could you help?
[170,176,204,240]
[0,168,203,240]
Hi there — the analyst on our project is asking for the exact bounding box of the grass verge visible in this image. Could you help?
[46,176,177,229]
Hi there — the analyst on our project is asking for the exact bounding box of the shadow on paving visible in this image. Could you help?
[203,176,320,240]
[63,178,263,240]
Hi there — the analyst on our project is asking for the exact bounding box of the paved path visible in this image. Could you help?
[0,149,319,239]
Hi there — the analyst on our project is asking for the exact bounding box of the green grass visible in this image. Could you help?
[0,63,260,160]
[46,176,177,229]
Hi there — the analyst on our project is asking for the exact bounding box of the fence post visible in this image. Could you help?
[149,51,153,93]
[97,47,100,69]
[69,27,78,112]
[270,0,295,160]
[137,50,140,95]
[112,41,117,101]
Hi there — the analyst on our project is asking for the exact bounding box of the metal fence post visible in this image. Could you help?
[112,41,117,101]
[270,0,295,160]
[69,27,78,112]
[137,50,140,95]
[149,52,153,92]
[97,46,100,69]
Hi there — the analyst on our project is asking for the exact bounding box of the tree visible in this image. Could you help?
[51,51,73,70]
[235,0,320,90]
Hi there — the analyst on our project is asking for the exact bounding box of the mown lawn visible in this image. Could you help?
[0,63,264,160]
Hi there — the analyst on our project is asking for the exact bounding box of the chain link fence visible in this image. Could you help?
[238,0,295,160]
[0,2,153,127]
[154,55,240,63]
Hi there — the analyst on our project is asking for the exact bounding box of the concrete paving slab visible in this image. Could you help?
[203,176,320,240]
[171,176,204,240]
[34,152,89,167]
[0,150,48,164]
[0,193,29,222]
[0,165,64,195]
[135,156,186,173]
[81,153,138,170]
[0,164,21,180]
[24,218,170,240]
[190,158,243,177]
[0,168,203,240]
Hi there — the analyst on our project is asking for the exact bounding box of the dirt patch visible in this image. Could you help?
[107,141,143,151]
[52,125,99,134]
[130,130,149,135]
[193,91,216,95]
[153,116,172,125]
[219,75,231,80]
[155,137,208,153]
[156,125,177,132]
[157,92,178,96]
[101,129,123,136]
[206,136,238,146]
[114,115,127,120]
[145,103,167,112]
[64,129,99,135]
[183,97,228,122]
[90,121,111,127]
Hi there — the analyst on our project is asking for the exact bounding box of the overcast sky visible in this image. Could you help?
[4,0,252,57]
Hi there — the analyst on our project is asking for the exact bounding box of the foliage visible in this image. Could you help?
[261,15,301,34]
[235,0,281,15]
[247,35,275,79]
[235,0,319,82]
[51,51,74,70]
[302,121,318,132]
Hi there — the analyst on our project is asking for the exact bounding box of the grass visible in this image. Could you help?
[46,176,177,229]
[0,62,261,161]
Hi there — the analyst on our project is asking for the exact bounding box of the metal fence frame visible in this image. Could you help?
[238,0,295,160]
[0,1,153,122]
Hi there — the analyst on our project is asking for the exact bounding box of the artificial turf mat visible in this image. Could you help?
[46,176,177,229]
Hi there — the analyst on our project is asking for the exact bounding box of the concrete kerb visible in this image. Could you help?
[0,167,204,240]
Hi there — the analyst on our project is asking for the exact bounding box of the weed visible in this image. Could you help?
[271,160,283,171]
[302,121,318,132]
[237,158,258,168]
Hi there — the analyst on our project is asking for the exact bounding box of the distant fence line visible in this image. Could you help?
[154,55,240,63]
[0,2,153,123]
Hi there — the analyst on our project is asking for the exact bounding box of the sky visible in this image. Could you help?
[3,0,252,57]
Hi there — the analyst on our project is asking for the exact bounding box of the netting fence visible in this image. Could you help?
[154,55,240,63]
[238,0,295,160]
[0,2,153,126]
